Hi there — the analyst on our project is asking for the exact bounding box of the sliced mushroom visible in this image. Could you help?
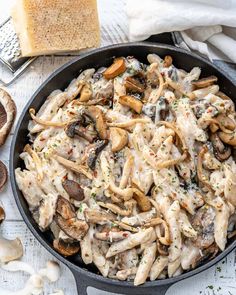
[163,55,173,68]
[0,88,16,147]
[218,131,236,146]
[124,76,144,93]
[210,133,231,161]
[0,160,7,191]
[215,114,236,132]
[80,83,92,102]
[103,58,126,79]
[55,214,89,241]
[192,243,219,268]
[84,208,115,225]
[65,119,97,143]
[87,139,108,170]
[62,180,85,201]
[0,237,23,263]
[53,239,80,256]
[203,151,221,170]
[155,97,170,122]
[192,75,218,88]
[56,196,76,220]
[192,205,215,249]
[209,123,219,133]
[110,127,128,152]
[119,95,143,114]
[0,206,5,224]
[83,106,108,139]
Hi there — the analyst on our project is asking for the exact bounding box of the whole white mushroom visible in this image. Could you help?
[39,261,61,282]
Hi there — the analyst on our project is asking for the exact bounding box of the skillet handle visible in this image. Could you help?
[72,269,173,295]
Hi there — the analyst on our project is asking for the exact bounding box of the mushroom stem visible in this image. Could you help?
[53,155,92,179]
[38,261,60,282]
[29,108,68,128]
[23,144,43,182]
[1,261,35,275]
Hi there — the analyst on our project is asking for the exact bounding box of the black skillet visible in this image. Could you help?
[10,42,236,295]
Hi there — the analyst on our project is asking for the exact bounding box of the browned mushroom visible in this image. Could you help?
[0,160,7,191]
[87,139,108,170]
[119,95,143,114]
[210,133,231,161]
[84,208,115,225]
[163,55,173,68]
[191,205,215,249]
[192,243,219,268]
[56,196,76,220]
[53,239,80,256]
[216,114,236,131]
[218,131,236,146]
[83,106,108,139]
[103,58,126,79]
[192,75,218,88]
[79,83,92,102]
[55,214,89,241]
[65,119,97,143]
[110,127,128,152]
[62,180,85,201]
[124,77,144,93]
[0,88,16,147]
[155,97,170,121]
[0,206,5,224]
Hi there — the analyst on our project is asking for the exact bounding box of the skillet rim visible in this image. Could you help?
[10,41,236,288]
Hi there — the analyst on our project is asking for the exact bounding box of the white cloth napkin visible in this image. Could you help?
[126,0,236,62]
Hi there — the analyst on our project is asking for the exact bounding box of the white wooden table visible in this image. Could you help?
[0,1,236,294]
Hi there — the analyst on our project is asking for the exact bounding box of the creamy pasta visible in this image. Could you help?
[15,54,236,285]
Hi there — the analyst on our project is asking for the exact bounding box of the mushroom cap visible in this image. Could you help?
[218,131,236,146]
[0,237,23,263]
[40,260,61,282]
[62,179,85,201]
[0,88,16,147]
[83,106,108,140]
[110,127,128,152]
[0,160,7,191]
[53,239,80,256]
[0,206,5,224]
[56,196,76,220]
[55,214,89,241]
[87,139,108,170]
[103,58,126,80]
[210,133,231,161]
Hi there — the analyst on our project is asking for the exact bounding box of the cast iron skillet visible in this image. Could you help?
[10,42,236,295]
